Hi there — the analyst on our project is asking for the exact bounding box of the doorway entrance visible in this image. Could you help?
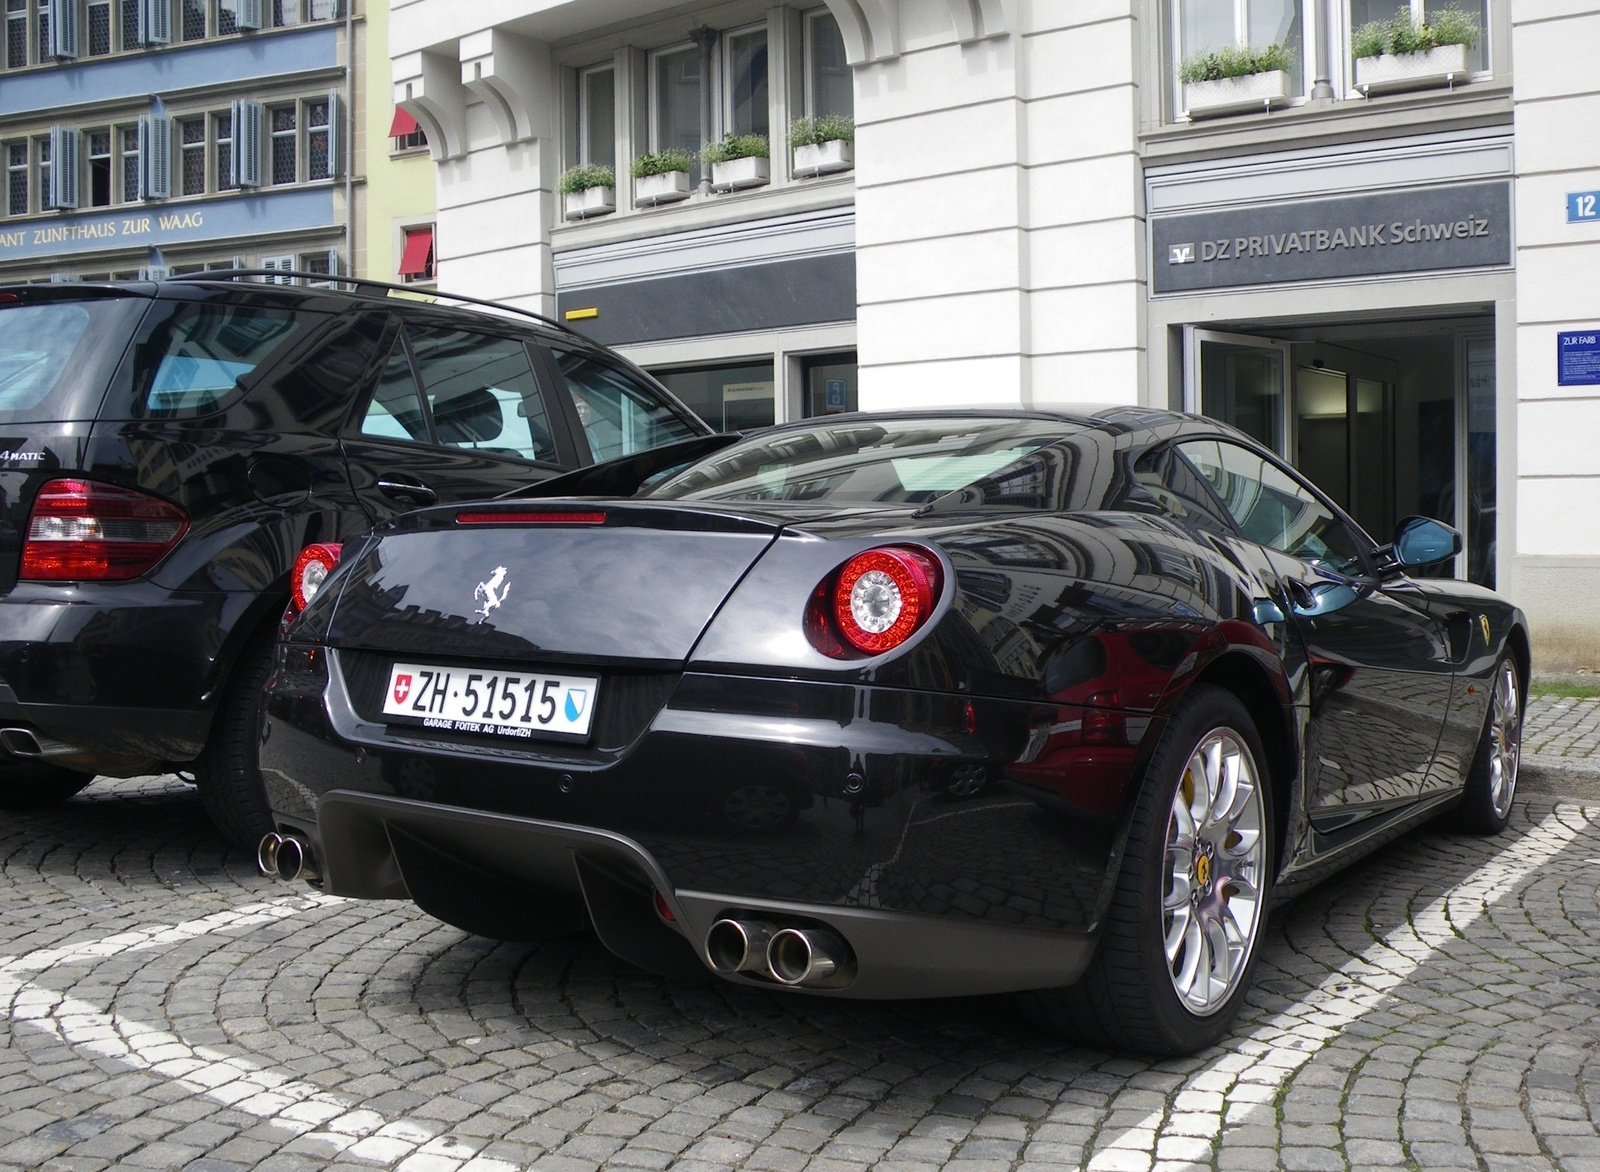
[1183,319,1496,586]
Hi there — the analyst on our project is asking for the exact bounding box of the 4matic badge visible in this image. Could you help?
[474,566,510,622]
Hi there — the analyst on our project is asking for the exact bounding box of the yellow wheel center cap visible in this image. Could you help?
[1195,852,1211,888]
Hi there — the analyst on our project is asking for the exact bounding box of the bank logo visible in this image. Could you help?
[1168,242,1196,265]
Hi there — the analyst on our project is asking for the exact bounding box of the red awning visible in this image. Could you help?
[389,107,419,137]
[398,227,434,277]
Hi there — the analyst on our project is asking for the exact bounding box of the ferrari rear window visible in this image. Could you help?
[646,418,1068,506]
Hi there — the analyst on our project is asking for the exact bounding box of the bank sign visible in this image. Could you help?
[1150,180,1511,294]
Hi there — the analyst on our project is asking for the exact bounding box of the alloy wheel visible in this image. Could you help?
[1487,659,1522,821]
[1161,728,1266,1016]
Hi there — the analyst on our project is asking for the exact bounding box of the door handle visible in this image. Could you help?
[376,476,438,504]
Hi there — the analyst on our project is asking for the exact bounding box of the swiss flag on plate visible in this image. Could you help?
[393,674,412,704]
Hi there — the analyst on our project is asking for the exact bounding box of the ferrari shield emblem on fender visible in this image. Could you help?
[1479,614,1491,645]
[473,566,510,622]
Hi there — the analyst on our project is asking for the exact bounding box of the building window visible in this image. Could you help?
[305,98,330,180]
[398,225,434,282]
[308,0,337,20]
[87,0,111,54]
[216,0,236,35]
[652,361,776,431]
[214,109,234,190]
[33,0,47,64]
[651,44,701,177]
[269,105,295,183]
[181,0,204,40]
[272,0,298,25]
[1350,0,1488,74]
[4,0,23,68]
[389,107,426,151]
[119,0,137,48]
[579,65,614,169]
[1170,0,1304,100]
[179,116,204,195]
[34,135,49,208]
[6,142,26,214]
[120,123,139,200]
[805,9,852,118]
[87,129,111,205]
[724,26,768,138]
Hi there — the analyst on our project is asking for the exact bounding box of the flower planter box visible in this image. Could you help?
[793,139,853,177]
[1182,69,1291,118]
[711,156,770,192]
[1354,43,1469,94]
[563,186,615,220]
[633,170,691,207]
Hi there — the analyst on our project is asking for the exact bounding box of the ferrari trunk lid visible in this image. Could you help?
[322,502,783,667]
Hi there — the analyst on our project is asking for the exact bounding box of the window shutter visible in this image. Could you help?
[47,0,78,57]
[229,99,262,187]
[261,255,294,285]
[140,114,170,199]
[229,0,261,30]
[48,126,79,209]
[139,0,168,44]
[325,89,343,178]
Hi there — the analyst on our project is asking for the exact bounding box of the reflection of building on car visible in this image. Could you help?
[258,407,1528,1057]
[0,274,709,846]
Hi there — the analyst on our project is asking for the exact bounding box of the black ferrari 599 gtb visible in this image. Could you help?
[257,408,1526,1055]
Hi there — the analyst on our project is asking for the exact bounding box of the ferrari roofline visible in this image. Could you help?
[744,405,1248,447]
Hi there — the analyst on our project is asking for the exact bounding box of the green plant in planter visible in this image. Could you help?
[558,164,615,195]
[1178,41,1291,84]
[701,134,770,165]
[630,148,694,179]
[1352,7,1479,58]
[789,114,855,148]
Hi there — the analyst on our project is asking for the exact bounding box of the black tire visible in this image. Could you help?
[1448,654,1522,836]
[196,635,278,849]
[0,759,94,809]
[1021,684,1274,1056]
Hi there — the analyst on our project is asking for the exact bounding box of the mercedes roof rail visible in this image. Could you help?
[169,268,583,338]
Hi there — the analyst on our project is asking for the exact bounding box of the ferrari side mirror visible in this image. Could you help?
[1387,516,1462,569]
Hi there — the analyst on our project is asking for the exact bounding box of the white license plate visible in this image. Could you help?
[381,662,599,740]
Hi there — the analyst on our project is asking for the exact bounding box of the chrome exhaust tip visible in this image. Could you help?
[0,728,43,758]
[767,926,855,989]
[257,832,316,883]
[257,833,283,877]
[706,918,776,975]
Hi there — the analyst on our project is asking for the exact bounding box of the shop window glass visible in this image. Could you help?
[802,352,857,417]
[806,10,852,118]
[581,66,615,170]
[652,361,775,432]
[726,27,768,137]
[1465,338,1494,586]
[1173,0,1303,97]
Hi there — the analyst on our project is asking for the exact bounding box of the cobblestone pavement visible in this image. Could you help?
[1525,695,1600,766]
[4,736,1600,1172]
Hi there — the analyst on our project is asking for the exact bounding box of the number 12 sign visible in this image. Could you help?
[1569,191,1600,222]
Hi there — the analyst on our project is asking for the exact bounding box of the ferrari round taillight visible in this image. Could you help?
[20,478,189,582]
[822,546,942,656]
[289,543,342,615]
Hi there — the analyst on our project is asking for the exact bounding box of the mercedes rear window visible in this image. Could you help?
[645,418,1070,506]
[0,296,148,423]
[134,303,307,416]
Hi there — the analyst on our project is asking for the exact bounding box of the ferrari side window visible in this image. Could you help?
[1175,439,1366,576]
[550,350,700,463]
[1133,446,1233,534]
[358,335,429,443]
[407,327,557,464]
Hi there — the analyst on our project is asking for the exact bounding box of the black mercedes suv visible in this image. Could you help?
[0,273,710,844]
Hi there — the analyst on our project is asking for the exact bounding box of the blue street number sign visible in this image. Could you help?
[1558,332,1600,386]
[1568,191,1600,222]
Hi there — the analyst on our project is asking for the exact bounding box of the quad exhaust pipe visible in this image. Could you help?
[705,918,855,989]
[257,832,317,883]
